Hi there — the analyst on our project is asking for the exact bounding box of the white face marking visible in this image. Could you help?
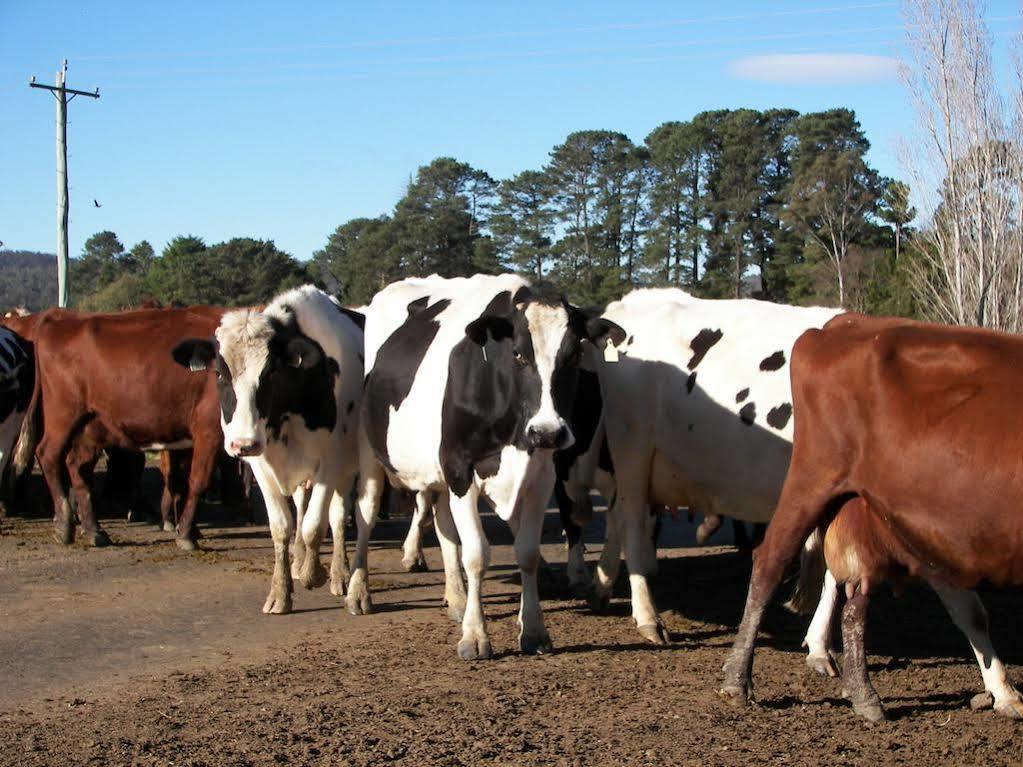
[215,310,274,455]
[523,303,574,449]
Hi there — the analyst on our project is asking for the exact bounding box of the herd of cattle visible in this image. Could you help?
[1,273,1022,725]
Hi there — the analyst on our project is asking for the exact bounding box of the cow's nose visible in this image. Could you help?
[229,438,264,457]
[526,424,571,450]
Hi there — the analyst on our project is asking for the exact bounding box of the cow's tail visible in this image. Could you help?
[11,341,42,481]
[784,527,825,614]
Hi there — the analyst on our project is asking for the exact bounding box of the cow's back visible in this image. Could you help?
[600,289,840,521]
[35,306,226,447]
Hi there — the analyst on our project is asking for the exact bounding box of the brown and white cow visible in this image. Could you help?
[31,306,226,548]
[721,313,1023,722]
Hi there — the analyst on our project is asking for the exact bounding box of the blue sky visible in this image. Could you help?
[1,1,1019,261]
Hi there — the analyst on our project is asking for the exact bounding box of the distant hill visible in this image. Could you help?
[0,250,57,311]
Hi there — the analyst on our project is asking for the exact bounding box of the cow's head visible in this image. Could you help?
[172,309,337,458]
[459,286,625,453]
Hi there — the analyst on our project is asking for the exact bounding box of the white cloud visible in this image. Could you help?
[728,53,899,84]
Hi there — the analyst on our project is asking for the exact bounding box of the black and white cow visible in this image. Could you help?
[0,328,33,507]
[573,288,846,672]
[350,274,624,659]
[173,285,364,613]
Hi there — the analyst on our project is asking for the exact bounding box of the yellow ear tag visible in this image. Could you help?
[603,341,620,363]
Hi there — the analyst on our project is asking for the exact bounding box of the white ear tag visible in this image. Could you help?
[603,341,619,363]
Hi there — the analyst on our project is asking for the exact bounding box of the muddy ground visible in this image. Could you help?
[2,475,1023,767]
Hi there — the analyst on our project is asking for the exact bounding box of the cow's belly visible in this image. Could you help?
[383,404,445,492]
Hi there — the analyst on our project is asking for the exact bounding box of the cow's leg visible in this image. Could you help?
[67,441,111,547]
[556,481,588,598]
[401,492,430,572]
[514,460,554,655]
[297,481,332,590]
[803,568,842,677]
[448,486,492,660]
[175,436,217,551]
[719,479,840,707]
[589,496,624,612]
[328,488,351,597]
[249,460,293,614]
[346,464,384,616]
[615,488,666,644]
[37,427,75,544]
[291,482,309,580]
[840,586,885,721]
[432,491,466,622]
[158,451,176,532]
[932,585,1023,719]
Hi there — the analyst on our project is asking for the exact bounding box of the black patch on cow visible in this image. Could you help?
[254,316,340,440]
[346,400,354,415]
[363,298,451,471]
[554,368,603,482]
[214,354,238,424]
[0,343,14,369]
[686,371,697,394]
[688,328,723,370]
[687,423,694,432]
[766,403,792,430]
[337,306,366,331]
[0,331,32,424]
[626,335,634,346]
[738,402,756,426]
[759,351,786,371]
[735,387,749,403]
[597,434,614,474]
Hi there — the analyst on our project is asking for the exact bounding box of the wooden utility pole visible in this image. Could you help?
[29,60,99,307]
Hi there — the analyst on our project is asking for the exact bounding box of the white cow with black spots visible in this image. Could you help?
[173,285,364,613]
[582,289,846,674]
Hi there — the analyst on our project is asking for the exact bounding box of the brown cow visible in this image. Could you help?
[720,313,1023,722]
[31,306,226,548]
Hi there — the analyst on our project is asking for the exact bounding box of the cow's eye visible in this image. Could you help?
[215,368,223,381]
[514,351,528,367]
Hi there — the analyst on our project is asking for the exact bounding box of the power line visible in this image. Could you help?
[73,2,901,62]
[29,60,100,308]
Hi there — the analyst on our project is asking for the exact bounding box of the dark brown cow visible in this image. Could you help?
[31,306,226,548]
[720,313,1023,722]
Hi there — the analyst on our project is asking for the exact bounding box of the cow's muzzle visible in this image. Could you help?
[526,424,572,451]
[229,438,264,458]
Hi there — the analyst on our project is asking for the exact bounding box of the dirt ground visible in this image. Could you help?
[2,479,1023,767]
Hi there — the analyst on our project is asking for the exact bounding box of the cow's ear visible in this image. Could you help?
[285,336,322,369]
[585,318,627,348]
[465,316,515,346]
[172,338,217,372]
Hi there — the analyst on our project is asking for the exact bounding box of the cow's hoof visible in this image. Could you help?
[717,685,750,707]
[299,559,327,590]
[345,589,372,616]
[161,521,176,534]
[520,632,554,655]
[401,554,429,573]
[175,536,199,552]
[262,592,292,615]
[586,587,611,614]
[994,697,1023,720]
[457,637,493,661]
[851,697,887,723]
[88,530,112,548]
[806,651,841,678]
[637,620,670,645]
[53,523,74,546]
[329,571,348,597]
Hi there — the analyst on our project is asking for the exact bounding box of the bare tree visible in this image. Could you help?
[899,0,1023,330]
